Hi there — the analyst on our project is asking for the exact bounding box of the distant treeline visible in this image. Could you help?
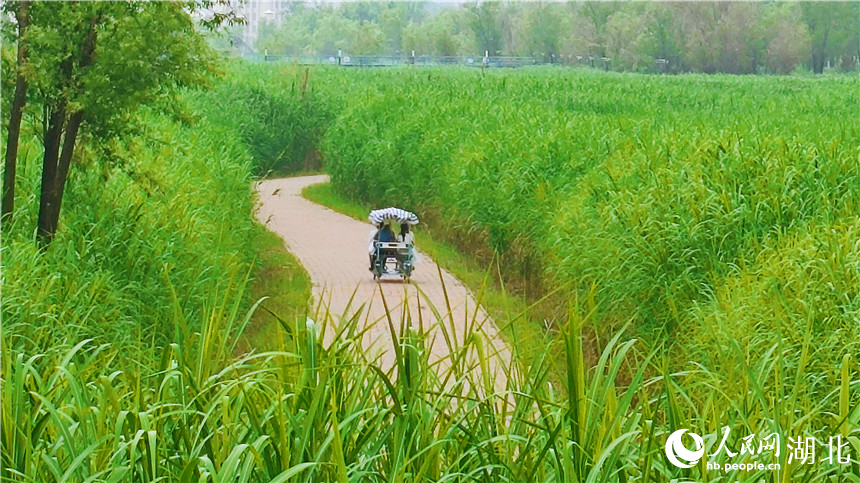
[226,2,860,74]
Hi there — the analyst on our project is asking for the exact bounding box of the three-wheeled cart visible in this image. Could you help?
[368,207,419,282]
[372,241,415,281]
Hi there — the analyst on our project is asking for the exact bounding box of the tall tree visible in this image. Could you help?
[802,2,859,73]
[2,0,29,224]
[380,5,405,53]
[468,1,503,56]
[353,22,385,55]
[643,3,683,72]
[527,3,563,62]
[312,10,358,54]
[605,8,651,71]
[764,4,812,74]
[677,2,722,73]
[716,2,766,74]
[9,1,222,245]
[577,0,619,57]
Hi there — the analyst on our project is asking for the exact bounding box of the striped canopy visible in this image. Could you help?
[369,207,419,225]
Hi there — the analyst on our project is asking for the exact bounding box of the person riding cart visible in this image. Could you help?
[368,207,418,281]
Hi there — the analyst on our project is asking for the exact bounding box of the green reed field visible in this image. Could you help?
[315,65,859,479]
[3,61,859,481]
[320,66,860,380]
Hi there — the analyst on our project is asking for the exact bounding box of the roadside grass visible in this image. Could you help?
[186,61,334,177]
[4,277,856,481]
[237,222,311,354]
[302,181,561,373]
[313,66,859,414]
[319,70,858,319]
[1,110,264,356]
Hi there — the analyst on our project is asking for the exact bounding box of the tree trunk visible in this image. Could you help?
[36,103,66,246]
[814,52,827,74]
[813,24,830,74]
[2,0,30,224]
[35,15,98,246]
[46,110,84,239]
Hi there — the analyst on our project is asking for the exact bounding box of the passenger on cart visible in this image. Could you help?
[369,223,396,270]
[399,223,413,243]
[368,207,418,281]
[379,223,396,242]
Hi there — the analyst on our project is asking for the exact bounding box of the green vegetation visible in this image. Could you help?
[1,5,315,474]
[314,65,859,474]
[1,1,220,245]
[322,67,860,381]
[2,110,259,350]
[240,222,311,353]
[302,180,370,221]
[298,57,860,478]
[303,181,553,371]
[245,2,860,74]
[3,2,859,477]
[0,78,315,481]
[5,267,859,480]
[188,62,333,176]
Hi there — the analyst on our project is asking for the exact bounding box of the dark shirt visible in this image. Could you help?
[378,226,396,242]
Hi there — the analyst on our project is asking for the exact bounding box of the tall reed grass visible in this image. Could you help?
[3,279,857,481]
[2,104,263,359]
[314,66,859,408]
[3,61,857,482]
[187,61,333,176]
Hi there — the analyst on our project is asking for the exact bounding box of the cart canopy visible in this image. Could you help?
[369,207,419,225]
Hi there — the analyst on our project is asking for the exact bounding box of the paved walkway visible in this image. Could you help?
[255,175,511,389]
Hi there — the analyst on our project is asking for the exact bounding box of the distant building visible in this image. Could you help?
[235,0,286,50]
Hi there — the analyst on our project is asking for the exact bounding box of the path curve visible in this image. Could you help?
[255,175,510,386]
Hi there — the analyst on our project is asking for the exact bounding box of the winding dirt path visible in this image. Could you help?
[255,175,510,387]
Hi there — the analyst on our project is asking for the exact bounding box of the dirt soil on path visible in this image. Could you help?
[256,175,511,386]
